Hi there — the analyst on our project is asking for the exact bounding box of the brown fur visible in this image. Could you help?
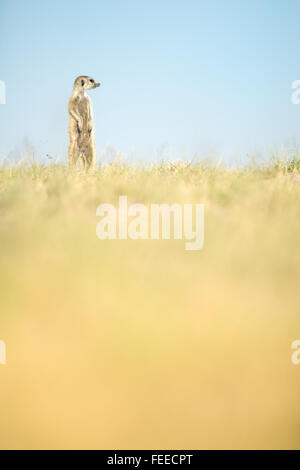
[68,75,100,170]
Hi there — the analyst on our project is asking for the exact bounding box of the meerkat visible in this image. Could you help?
[68,75,100,170]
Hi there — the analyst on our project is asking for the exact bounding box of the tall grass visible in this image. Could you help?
[0,158,299,449]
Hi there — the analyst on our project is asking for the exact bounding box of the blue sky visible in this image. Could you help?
[1,0,300,164]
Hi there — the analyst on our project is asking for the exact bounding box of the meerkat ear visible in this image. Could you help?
[81,79,85,87]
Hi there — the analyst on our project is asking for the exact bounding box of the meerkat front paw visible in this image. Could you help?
[77,121,83,133]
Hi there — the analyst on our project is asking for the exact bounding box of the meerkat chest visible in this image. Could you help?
[77,96,91,120]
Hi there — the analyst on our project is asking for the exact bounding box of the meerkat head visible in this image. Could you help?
[74,75,100,92]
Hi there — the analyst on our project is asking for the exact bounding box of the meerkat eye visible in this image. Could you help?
[90,79,94,83]
[81,79,85,86]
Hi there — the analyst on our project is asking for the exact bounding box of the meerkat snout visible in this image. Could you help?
[86,78,100,89]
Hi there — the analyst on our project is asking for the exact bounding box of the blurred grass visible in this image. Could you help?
[0,157,300,449]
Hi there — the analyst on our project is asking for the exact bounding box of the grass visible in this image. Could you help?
[0,158,300,449]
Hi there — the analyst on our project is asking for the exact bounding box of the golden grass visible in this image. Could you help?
[0,158,300,449]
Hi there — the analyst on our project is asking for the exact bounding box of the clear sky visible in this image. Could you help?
[1,0,300,164]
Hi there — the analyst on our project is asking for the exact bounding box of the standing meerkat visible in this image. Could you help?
[68,75,100,170]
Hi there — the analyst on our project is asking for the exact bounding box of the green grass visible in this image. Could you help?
[0,159,300,449]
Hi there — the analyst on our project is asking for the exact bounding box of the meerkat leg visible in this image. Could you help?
[84,132,96,171]
[79,153,87,171]
[84,143,95,171]
[68,140,76,169]
[69,139,81,169]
